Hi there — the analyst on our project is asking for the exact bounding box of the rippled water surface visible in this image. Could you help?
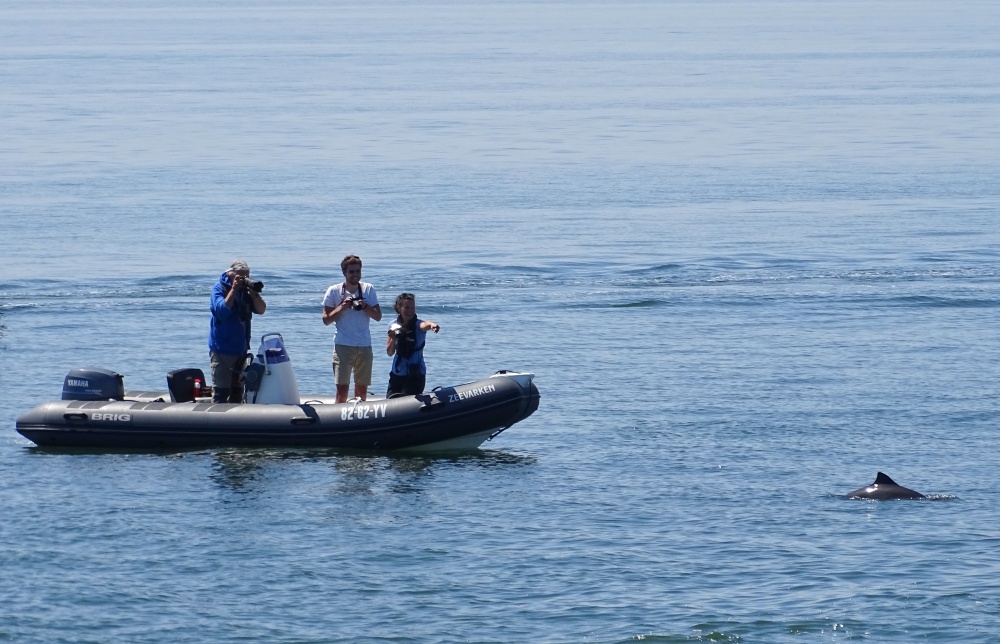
[3,1,1000,642]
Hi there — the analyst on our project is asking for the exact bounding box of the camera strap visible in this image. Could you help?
[341,282,363,304]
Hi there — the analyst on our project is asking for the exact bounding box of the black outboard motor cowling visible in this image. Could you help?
[62,367,125,401]
[166,368,206,403]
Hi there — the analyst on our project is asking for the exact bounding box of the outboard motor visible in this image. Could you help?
[243,333,300,404]
[166,368,207,403]
[62,367,125,401]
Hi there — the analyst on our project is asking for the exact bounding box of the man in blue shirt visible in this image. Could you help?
[209,259,266,403]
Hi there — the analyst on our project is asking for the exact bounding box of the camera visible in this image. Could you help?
[388,323,404,338]
[231,273,264,292]
[346,296,366,311]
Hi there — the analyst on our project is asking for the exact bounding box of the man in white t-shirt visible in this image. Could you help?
[322,255,383,402]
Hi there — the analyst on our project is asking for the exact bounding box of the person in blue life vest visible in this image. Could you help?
[385,292,440,398]
[322,255,383,403]
[209,259,266,403]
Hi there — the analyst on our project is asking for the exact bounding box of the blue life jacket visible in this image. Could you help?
[391,317,427,376]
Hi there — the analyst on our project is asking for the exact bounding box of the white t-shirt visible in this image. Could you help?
[322,282,380,347]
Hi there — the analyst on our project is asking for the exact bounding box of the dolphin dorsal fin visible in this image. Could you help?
[874,472,897,486]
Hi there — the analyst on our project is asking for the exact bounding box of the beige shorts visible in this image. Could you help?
[333,344,374,386]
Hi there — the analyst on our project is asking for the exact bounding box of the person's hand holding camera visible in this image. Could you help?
[342,296,366,311]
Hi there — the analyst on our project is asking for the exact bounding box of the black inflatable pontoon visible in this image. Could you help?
[15,334,540,451]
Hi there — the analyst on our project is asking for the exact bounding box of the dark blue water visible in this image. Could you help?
[3,2,1000,641]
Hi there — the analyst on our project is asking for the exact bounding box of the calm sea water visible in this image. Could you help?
[3,1,1000,642]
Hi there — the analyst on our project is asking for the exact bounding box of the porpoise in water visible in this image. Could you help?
[846,472,926,500]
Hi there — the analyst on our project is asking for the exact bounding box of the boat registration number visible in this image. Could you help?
[342,403,389,421]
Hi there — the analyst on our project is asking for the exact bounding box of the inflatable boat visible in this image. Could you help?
[15,333,540,451]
